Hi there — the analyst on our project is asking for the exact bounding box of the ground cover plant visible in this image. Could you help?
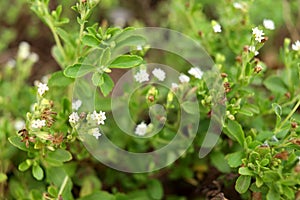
[1,0,300,199]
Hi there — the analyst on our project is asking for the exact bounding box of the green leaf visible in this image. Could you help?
[32,165,44,181]
[0,173,7,183]
[238,167,254,176]
[8,136,28,151]
[116,35,147,48]
[48,186,58,197]
[210,151,231,173]
[235,175,251,194]
[226,151,245,168]
[272,103,282,128]
[92,72,104,86]
[100,73,114,97]
[64,63,96,78]
[82,34,100,47]
[78,191,115,200]
[48,71,73,87]
[100,48,111,66]
[263,75,287,95]
[18,161,31,172]
[147,179,163,200]
[181,101,198,115]
[109,55,142,68]
[56,27,72,46]
[266,185,280,200]
[79,176,102,197]
[51,46,64,67]
[225,120,245,147]
[47,149,72,163]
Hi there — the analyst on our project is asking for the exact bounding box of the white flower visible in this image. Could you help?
[292,40,300,51]
[134,69,150,83]
[136,45,143,51]
[90,110,106,125]
[171,83,179,90]
[14,120,25,130]
[28,53,39,63]
[69,112,79,124]
[18,41,30,60]
[135,122,148,136]
[31,119,46,129]
[89,128,102,139]
[213,23,222,33]
[188,67,203,79]
[233,2,244,9]
[72,99,82,110]
[263,19,275,30]
[152,68,166,81]
[248,46,259,56]
[252,27,265,42]
[6,59,16,68]
[179,74,190,83]
[36,82,49,96]
[41,75,49,84]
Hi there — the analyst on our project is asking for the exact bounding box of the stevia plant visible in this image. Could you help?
[161,0,300,199]
[1,0,300,199]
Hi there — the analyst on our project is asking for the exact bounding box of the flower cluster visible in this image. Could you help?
[152,68,166,81]
[69,109,106,139]
[134,69,150,83]
[31,119,46,129]
[88,128,102,139]
[263,19,275,30]
[72,99,82,110]
[252,27,265,42]
[213,23,222,33]
[69,112,80,124]
[292,40,300,51]
[35,82,49,96]
[135,122,148,136]
[18,41,39,62]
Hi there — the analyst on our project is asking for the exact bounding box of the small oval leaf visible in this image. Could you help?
[109,55,142,69]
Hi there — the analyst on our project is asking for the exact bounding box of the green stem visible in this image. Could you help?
[276,98,300,132]
[57,176,69,199]
[49,24,67,65]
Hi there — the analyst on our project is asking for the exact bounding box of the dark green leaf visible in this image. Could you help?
[64,63,95,78]
[116,35,146,48]
[32,165,44,181]
[18,161,31,172]
[147,179,163,200]
[100,73,114,97]
[78,191,115,200]
[235,175,251,194]
[264,75,287,95]
[51,46,65,67]
[48,71,73,87]
[82,34,100,47]
[92,72,104,86]
[225,120,245,147]
[210,151,231,173]
[226,151,245,168]
[47,149,72,163]
[100,48,111,66]
[48,186,58,197]
[56,27,72,46]
[238,167,254,176]
[9,136,28,151]
[266,185,280,200]
[109,55,142,68]
[181,101,198,115]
